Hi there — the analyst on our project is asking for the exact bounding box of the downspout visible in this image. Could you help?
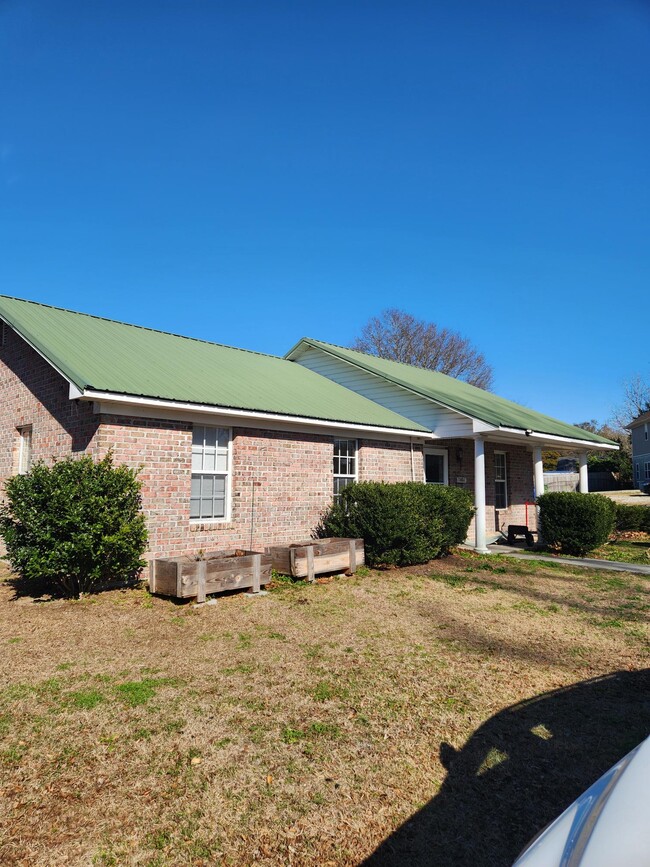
[410,438,416,481]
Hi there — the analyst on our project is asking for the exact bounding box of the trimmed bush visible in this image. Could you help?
[538,491,616,556]
[320,481,474,567]
[0,453,147,598]
[615,504,650,534]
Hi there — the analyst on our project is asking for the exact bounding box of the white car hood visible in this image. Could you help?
[514,735,650,866]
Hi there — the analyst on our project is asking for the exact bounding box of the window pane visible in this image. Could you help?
[191,476,201,497]
[204,427,217,449]
[425,454,445,484]
[202,475,214,496]
[203,450,216,472]
[214,476,226,495]
[217,429,229,449]
[192,426,204,447]
[190,498,201,519]
[213,498,225,518]
[216,452,228,472]
[334,476,354,499]
[191,451,203,472]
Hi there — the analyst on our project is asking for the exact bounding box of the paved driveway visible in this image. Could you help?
[599,489,650,505]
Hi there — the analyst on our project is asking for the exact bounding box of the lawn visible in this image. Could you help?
[592,534,650,564]
[0,554,648,867]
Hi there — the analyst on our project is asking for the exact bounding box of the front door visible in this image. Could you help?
[424,449,448,485]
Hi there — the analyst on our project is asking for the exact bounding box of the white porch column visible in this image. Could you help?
[533,447,544,500]
[579,452,589,493]
[474,436,489,554]
[533,446,544,543]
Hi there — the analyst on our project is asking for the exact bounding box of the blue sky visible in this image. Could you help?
[1,0,648,426]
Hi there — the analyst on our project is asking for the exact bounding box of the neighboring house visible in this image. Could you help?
[0,296,618,558]
[627,410,650,490]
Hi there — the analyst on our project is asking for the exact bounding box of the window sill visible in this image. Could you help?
[190,519,232,531]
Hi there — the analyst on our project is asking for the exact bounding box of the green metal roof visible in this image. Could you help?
[288,338,617,446]
[0,296,428,432]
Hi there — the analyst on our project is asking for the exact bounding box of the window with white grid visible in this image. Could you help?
[645,461,650,481]
[494,451,508,510]
[333,439,357,500]
[190,425,230,520]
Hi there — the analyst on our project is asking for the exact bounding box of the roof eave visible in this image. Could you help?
[0,309,88,391]
[79,389,433,438]
[496,427,619,450]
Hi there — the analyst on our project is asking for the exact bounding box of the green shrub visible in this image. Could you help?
[615,504,650,533]
[0,453,147,598]
[320,481,474,567]
[538,492,616,556]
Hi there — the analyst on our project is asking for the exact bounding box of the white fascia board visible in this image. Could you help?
[473,419,497,434]
[80,390,433,442]
[496,426,619,451]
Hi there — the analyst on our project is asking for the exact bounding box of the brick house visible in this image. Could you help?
[0,296,617,558]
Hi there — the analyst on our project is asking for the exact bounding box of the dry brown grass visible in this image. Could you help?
[0,553,648,867]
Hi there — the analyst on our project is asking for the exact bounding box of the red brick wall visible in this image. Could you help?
[0,326,99,488]
[359,438,423,482]
[95,417,339,558]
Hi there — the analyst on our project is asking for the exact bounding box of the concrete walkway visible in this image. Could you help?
[485,545,650,576]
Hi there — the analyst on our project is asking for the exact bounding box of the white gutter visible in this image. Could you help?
[78,389,433,439]
[496,426,619,451]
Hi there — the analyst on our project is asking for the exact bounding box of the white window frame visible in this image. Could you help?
[17,425,32,475]
[190,425,232,522]
[494,451,508,510]
[333,438,357,500]
[636,462,641,481]
[645,461,650,481]
[423,448,449,485]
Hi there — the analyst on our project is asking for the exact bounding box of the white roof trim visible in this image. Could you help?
[496,426,619,451]
[290,341,618,452]
[79,389,434,439]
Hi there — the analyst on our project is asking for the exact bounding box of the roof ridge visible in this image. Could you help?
[0,294,287,364]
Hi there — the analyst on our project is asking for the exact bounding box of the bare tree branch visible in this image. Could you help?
[351,309,494,390]
[610,374,650,429]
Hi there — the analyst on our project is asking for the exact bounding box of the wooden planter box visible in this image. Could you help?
[269,538,364,582]
[149,549,271,602]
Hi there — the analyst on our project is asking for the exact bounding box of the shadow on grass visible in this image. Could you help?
[3,569,144,602]
[363,669,650,867]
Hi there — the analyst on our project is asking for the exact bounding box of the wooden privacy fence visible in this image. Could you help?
[543,472,579,493]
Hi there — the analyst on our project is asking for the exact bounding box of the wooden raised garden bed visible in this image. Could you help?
[149,549,271,602]
[269,538,364,582]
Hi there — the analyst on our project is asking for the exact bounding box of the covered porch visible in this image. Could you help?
[425,429,619,554]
